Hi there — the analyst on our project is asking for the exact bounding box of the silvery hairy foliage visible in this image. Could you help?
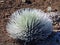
[6,8,53,44]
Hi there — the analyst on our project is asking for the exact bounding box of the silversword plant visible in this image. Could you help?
[6,8,53,45]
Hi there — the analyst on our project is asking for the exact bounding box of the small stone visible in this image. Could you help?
[22,0,26,3]
[25,0,32,4]
[0,0,4,3]
[54,9,58,11]
[47,6,52,12]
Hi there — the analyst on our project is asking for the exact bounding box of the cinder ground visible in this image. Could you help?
[0,0,60,45]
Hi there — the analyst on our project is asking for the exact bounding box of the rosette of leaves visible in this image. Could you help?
[6,8,53,45]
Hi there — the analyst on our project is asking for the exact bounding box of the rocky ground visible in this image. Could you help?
[0,0,60,45]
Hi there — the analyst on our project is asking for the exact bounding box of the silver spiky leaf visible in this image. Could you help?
[6,8,53,42]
